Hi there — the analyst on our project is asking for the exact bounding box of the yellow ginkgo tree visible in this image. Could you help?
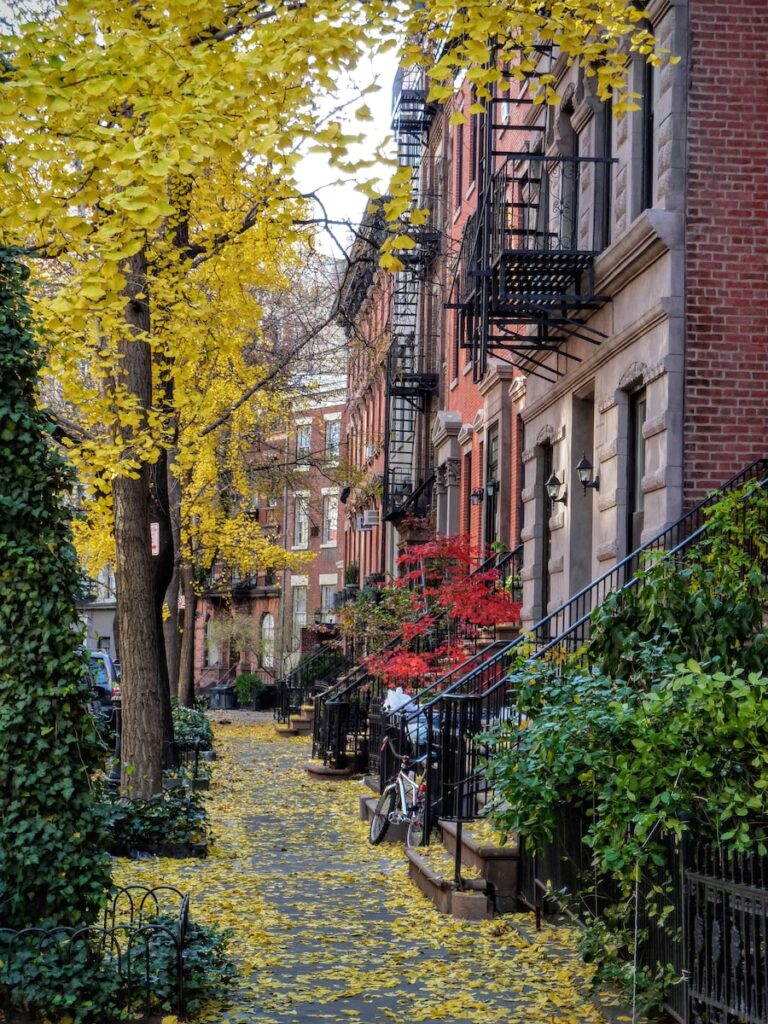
[0,0,665,800]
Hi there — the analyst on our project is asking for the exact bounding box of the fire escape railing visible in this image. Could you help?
[381,69,440,523]
[445,69,615,381]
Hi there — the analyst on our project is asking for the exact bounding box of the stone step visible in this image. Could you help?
[406,847,494,920]
[438,820,520,913]
[305,762,354,780]
[275,724,300,736]
[359,794,408,843]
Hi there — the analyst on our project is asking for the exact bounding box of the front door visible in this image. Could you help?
[485,423,499,551]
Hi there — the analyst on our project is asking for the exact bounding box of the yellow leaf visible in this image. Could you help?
[449,110,467,126]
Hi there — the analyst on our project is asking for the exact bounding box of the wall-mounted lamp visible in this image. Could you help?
[470,487,485,505]
[485,479,499,498]
[545,472,567,506]
[575,455,600,495]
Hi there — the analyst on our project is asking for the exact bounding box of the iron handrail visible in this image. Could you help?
[326,547,519,706]
[437,467,768,828]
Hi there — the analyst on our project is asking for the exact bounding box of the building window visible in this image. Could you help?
[261,612,275,669]
[293,494,309,548]
[320,584,335,618]
[455,120,464,200]
[291,586,308,651]
[296,423,311,466]
[325,419,341,460]
[322,493,338,545]
[640,58,655,212]
[96,636,110,655]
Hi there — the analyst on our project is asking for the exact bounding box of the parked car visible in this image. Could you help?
[87,650,121,703]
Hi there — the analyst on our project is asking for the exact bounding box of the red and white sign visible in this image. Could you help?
[150,522,159,556]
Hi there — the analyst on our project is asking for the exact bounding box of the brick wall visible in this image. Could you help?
[685,1,768,501]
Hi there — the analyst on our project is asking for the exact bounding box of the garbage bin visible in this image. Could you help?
[209,685,237,710]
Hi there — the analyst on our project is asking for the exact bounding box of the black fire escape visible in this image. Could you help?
[383,70,440,521]
[447,67,615,383]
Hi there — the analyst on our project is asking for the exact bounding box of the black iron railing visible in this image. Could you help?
[312,547,522,771]
[0,886,192,1018]
[407,458,768,838]
[275,642,349,724]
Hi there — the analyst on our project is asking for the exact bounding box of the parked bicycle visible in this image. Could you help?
[369,738,428,848]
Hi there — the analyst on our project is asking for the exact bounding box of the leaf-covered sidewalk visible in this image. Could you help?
[115,721,610,1024]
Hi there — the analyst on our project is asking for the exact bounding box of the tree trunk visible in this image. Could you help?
[163,454,181,699]
[149,452,175,757]
[115,251,165,799]
[177,560,197,707]
[114,471,164,798]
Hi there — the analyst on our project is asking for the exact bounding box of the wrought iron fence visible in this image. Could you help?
[0,886,191,1019]
[685,839,768,1024]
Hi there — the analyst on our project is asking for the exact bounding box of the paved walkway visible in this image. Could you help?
[115,719,610,1024]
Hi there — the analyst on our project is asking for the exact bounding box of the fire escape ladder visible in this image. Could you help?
[382,69,440,522]
[446,67,615,381]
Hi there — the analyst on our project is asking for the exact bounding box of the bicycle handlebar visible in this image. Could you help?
[379,735,429,767]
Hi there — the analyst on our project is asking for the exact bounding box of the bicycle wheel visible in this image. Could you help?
[406,803,425,849]
[369,787,396,845]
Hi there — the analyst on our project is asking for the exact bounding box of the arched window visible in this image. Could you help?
[261,613,275,670]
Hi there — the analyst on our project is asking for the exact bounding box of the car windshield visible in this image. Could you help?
[89,658,109,686]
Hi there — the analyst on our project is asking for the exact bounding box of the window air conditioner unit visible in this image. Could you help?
[362,509,380,527]
[356,515,372,533]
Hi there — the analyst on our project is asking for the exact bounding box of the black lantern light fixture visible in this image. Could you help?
[470,487,485,505]
[575,454,600,495]
[545,472,567,506]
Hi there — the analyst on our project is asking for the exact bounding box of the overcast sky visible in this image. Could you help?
[295,47,400,255]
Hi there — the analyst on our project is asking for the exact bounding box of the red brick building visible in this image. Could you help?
[194,383,346,690]
[340,1,768,627]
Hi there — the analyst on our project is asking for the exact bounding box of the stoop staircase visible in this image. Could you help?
[275,643,351,729]
[378,457,768,917]
[311,547,523,773]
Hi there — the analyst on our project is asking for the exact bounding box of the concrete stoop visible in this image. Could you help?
[406,848,494,920]
[304,762,354,780]
[439,820,520,913]
[359,794,408,843]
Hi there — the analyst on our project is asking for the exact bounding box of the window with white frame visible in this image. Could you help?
[291,586,308,650]
[293,493,309,548]
[261,612,275,669]
[320,584,335,618]
[325,418,341,460]
[322,493,338,545]
[296,423,311,466]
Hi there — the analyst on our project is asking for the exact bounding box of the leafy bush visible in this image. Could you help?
[172,698,213,750]
[487,480,768,1010]
[234,671,265,705]
[106,785,208,851]
[0,249,112,931]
